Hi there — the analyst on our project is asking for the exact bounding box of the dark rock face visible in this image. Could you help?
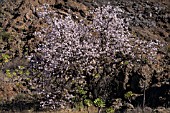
[0,0,169,112]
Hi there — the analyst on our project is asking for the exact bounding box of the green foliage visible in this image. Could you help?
[120,61,129,66]
[18,65,25,69]
[106,107,115,113]
[12,71,17,76]
[84,99,93,107]
[25,77,31,81]
[124,61,129,65]
[94,98,105,108]
[92,73,100,78]
[124,91,134,102]
[15,82,22,88]
[78,87,87,95]
[0,54,10,63]
[5,69,13,78]
[4,65,30,82]
[25,70,30,76]
[15,65,30,76]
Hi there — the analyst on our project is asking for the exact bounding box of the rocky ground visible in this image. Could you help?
[0,0,169,113]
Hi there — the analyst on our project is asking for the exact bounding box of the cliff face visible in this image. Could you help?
[0,0,169,112]
[0,0,93,57]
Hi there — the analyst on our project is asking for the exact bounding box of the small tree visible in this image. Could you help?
[29,2,165,109]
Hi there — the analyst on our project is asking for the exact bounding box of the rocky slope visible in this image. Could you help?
[0,0,169,112]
